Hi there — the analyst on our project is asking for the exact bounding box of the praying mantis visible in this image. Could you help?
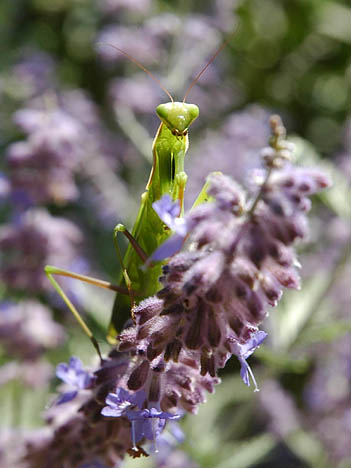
[45,41,228,358]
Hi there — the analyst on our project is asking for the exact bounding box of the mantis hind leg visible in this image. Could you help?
[45,266,131,360]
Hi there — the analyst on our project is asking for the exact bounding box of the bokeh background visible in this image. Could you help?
[0,0,350,467]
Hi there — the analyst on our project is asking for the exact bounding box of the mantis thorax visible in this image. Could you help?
[156,102,199,136]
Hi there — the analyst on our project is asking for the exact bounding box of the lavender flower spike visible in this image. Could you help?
[56,356,93,404]
[148,195,189,262]
[234,330,267,392]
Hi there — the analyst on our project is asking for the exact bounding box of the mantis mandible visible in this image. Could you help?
[45,40,228,357]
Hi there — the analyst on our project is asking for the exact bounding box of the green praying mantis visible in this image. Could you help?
[45,41,229,359]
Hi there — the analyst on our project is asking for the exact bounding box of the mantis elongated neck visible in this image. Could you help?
[148,123,189,203]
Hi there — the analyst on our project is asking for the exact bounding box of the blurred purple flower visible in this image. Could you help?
[56,357,93,405]
[0,360,53,389]
[303,334,351,460]
[97,26,161,65]
[11,52,55,98]
[0,208,82,292]
[109,75,161,114]
[13,108,83,161]
[187,106,270,205]
[7,89,122,206]
[0,172,10,202]
[7,110,81,205]
[99,0,152,15]
[259,380,300,438]
[0,300,65,360]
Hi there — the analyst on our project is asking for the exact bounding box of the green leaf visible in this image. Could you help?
[286,429,329,468]
[297,320,351,345]
[273,273,331,350]
[256,346,309,373]
[215,434,276,468]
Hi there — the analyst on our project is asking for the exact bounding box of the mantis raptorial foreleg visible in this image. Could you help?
[172,172,187,216]
[190,172,222,209]
[113,224,148,265]
[44,266,132,359]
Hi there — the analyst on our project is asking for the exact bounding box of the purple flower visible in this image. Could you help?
[0,208,82,293]
[148,195,189,262]
[99,0,152,15]
[101,388,146,417]
[109,75,161,114]
[102,387,180,448]
[0,300,65,360]
[128,408,180,446]
[56,357,93,404]
[12,52,55,96]
[96,25,161,65]
[152,195,181,230]
[233,330,267,391]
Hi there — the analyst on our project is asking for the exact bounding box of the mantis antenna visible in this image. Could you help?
[182,38,231,103]
[96,42,174,103]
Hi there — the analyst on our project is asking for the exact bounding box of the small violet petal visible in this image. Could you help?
[149,233,185,262]
[131,419,145,444]
[239,330,268,360]
[101,406,125,418]
[147,195,190,263]
[235,330,267,390]
[101,388,147,419]
[68,356,83,371]
[56,390,78,405]
[153,195,188,237]
[152,195,181,230]
[238,357,250,387]
[129,389,147,408]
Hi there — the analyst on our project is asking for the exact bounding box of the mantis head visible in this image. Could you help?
[96,43,228,138]
[156,102,199,136]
